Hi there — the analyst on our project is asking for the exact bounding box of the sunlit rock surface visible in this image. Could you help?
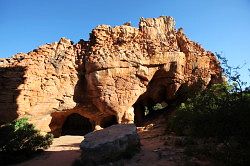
[0,16,222,134]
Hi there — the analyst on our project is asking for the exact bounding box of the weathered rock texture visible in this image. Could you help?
[0,38,81,132]
[80,124,140,165]
[0,16,222,134]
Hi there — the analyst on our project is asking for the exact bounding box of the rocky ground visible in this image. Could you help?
[14,112,208,166]
[123,114,185,166]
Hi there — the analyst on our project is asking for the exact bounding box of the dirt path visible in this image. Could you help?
[15,136,84,166]
[123,114,185,166]
[14,113,185,166]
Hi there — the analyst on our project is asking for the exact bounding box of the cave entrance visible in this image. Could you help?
[100,115,118,128]
[133,67,173,127]
[133,100,168,126]
[61,113,93,136]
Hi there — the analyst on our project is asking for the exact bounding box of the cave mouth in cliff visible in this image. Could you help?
[100,115,118,128]
[133,101,168,126]
[61,113,93,136]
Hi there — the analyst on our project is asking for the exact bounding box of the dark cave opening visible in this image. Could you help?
[133,67,174,127]
[133,100,168,126]
[100,115,118,128]
[61,113,93,136]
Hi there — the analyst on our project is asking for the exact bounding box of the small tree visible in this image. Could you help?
[216,53,248,95]
[0,118,53,154]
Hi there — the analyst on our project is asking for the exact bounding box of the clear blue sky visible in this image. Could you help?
[0,0,249,82]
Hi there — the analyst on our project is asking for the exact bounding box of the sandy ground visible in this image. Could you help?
[14,136,84,166]
[14,114,186,166]
[123,115,184,166]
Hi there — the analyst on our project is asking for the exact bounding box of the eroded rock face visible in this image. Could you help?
[85,16,222,124]
[0,38,80,128]
[0,16,222,134]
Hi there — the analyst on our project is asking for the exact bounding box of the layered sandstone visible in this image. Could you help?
[0,16,222,135]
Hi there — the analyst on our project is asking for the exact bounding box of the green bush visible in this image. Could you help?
[167,82,250,165]
[0,118,53,154]
[169,83,250,137]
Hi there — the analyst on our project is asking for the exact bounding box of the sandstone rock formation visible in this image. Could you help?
[0,38,81,132]
[80,124,140,165]
[0,16,222,135]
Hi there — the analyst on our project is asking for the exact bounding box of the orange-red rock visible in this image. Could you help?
[0,16,222,135]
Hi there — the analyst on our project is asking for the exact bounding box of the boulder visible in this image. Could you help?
[80,124,140,165]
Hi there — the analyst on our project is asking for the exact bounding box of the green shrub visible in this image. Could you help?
[0,118,53,154]
[168,83,250,138]
[167,82,250,165]
[166,53,250,165]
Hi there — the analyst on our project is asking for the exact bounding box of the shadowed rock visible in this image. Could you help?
[80,124,140,165]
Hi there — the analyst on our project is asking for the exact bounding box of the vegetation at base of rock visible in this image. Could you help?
[0,118,53,165]
[168,83,250,138]
[167,55,250,165]
[167,84,250,165]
